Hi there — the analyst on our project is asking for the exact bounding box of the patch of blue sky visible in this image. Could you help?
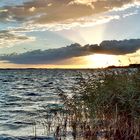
[0,30,74,54]
[0,22,20,31]
[0,0,32,7]
[25,31,74,49]
[102,12,140,41]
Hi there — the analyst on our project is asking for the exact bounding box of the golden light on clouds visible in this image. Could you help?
[0,50,140,69]
[29,7,36,12]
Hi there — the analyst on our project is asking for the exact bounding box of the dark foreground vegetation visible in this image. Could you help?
[37,68,140,140]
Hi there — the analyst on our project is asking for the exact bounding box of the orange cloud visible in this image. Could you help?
[0,0,137,24]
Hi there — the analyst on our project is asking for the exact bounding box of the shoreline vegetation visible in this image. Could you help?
[31,68,140,140]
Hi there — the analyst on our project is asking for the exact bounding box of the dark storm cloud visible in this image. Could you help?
[90,39,140,55]
[0,39,140,64]
[0,43,85,64]
[0,0,136,23]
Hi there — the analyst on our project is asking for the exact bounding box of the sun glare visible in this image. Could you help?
[85,54,120,68]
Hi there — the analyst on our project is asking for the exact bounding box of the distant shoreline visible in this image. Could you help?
[0,64,140,70]
[106,64,140,69]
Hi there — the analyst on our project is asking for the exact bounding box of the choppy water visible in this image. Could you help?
[0,69,81,139]
[0,68,138,140]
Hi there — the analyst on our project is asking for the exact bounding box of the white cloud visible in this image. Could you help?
[123,10,138,18]
[29,7,36,12]
[111,1,140,12]
[48,3,52,7]
[13,14,119,32]
[69,0,98,9]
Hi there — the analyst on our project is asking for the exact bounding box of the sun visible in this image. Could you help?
[85,54,120,68]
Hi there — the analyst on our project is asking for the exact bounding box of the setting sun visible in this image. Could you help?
[0,0,140,139]
[85,54,120,68]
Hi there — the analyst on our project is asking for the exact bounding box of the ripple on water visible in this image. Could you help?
[0,69,91,138]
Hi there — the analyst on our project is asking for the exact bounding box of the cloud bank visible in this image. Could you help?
[0,0,139,24]
[1,39,140,64]
[0,0,140,47]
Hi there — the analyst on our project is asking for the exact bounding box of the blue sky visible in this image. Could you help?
[0,0,140,68]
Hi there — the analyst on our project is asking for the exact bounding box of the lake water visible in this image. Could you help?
[0,68,137,140]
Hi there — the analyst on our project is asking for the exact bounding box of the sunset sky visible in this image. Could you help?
[0,0,140,68]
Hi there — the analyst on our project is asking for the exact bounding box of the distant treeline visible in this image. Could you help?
[107,64,140,69]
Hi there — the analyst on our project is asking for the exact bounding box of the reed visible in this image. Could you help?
[37,69,140,139]
[60,69,140,139]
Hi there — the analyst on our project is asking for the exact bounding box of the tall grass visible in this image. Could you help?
[60,69,140,139]
[37,69,140,139]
